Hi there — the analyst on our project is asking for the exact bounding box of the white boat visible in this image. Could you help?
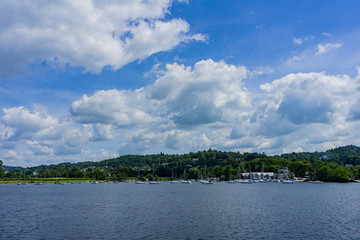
[149,181,160,184]
[149,166,160,184]
[240,179,253,184]
[134,168,145,184]
[181,180,191,184]
[294,177,306,182]
[169,180,180,184]
[227,180,236,184]
[181,169,191,184]
[282,179,294,184]
[199,179,210,184]
[312,181,324,184]
[134,181,145,184]
[199,166,212,184]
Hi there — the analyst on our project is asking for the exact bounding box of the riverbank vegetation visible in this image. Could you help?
[1,145,360,183]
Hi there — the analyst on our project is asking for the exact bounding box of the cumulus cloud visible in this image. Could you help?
[90,124,117,141]
[1,105,94,158]
[2,59,360,166]
[67,59,253,154]
[150,59,251,127]
[260,72,357,123]
[315,43,342,55]
[70,59,251,129]
[0,0,204,78]
[70,89,159,127]
[2,105,58,140]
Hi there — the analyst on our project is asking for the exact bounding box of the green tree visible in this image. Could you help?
[145,173,154,181]
[69,166,84,178]
[224,165,234,180]
[0,160,4,178]
[156,165,169,177]
[315,165,332,181]
[212,165,224,178]
[292,160,313,177]
[329,166,350,182]
[188,167,200,179]
[93,168,106,180]
[117,166,131,177]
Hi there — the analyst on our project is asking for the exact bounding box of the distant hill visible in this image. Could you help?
[5,145,360,171]
[2,165,23,171]
[280,145,360,165]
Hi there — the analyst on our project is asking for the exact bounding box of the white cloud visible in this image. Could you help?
[149,59,251,127]
[2,105,58,140]
[119,129,164,155]
[0,105,95,159]
[293,35,314,46]
[91,124,117,141]
[70,89,158,127]
[2,60,360,166]
[71,59,251,128]
[293,37,304,45]
[322,32,332,38]
[0,0,204,78]
[260,72,357,123]
[315,43,342,55]
[286,55,303,66]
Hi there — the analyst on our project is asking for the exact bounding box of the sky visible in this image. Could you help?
[1,0,360,167]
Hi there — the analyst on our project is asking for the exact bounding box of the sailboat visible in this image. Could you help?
[134,168,145,184]
[240,168,253,184]
[181,169,191,184]
[17,173,21,185]
[282,167,294,184]
[259,164,266,183]
[169,170,180,183]
[149,166,160,184]
[199,166,212,184]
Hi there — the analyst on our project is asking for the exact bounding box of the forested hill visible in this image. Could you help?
[280,145,360,165]
[15,145,360,172]
[2,145,360,182]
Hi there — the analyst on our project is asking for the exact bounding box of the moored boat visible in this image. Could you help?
[282,179,294,184]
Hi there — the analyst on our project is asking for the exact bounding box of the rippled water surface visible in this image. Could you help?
[1,182,359,240]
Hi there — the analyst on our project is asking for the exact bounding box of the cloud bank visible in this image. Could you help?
[1,59,360,165]
[0,0,204,78]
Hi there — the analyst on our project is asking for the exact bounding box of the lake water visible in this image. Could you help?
[0,182,359,240]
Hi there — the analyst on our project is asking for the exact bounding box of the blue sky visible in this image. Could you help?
[1,0,360,167]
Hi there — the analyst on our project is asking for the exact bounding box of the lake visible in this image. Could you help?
[0,182,359,240]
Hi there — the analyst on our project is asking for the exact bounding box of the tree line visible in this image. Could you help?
[1,145,360,182]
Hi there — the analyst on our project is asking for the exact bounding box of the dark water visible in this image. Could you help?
[1,182,359,240]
